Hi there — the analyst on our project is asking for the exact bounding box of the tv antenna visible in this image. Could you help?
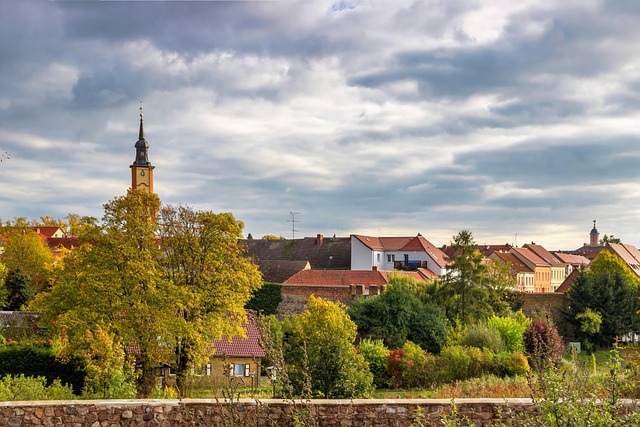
[288,211,300,239]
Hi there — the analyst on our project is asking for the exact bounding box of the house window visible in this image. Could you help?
[377,253,381,262]
[387,254,395,262]
[230,363,251,377]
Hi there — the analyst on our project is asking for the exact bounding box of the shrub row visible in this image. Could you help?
[0,345,85,394]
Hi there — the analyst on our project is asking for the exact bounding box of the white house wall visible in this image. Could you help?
[350,236,446,276]
[351,236,376,270]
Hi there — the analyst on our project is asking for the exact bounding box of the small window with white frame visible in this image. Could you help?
[229,363,251,377]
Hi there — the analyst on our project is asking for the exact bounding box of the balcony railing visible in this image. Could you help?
[394,260,428,270]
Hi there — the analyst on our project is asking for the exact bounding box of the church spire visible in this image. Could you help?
[138,104,145,140]
[133,102,151,166]
[130,102,155,193]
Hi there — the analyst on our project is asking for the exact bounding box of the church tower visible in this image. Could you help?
[130,105,155,193]
[590,220,599,247]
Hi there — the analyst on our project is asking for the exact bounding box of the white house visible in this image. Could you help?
[350,234,449,276]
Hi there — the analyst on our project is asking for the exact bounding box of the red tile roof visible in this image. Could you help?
[124,311,265,359]
[284,269,389,286]
[212,311,265,358]
[553,252,590,267]
[352,234,449,268]
[523,243,565,267]
[492,251,533,274]
[32,226,65,239]
[283,269,430,286]
[605,243,640,278]
[510,247,548,266]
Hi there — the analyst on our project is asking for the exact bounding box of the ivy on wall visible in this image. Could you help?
[245,282,283,315]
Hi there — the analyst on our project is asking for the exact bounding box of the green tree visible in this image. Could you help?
[3,269,35,311]
[74,325,137,399]
[66,213,98,236]
[0,263,9,308]
[32,190,183,396]
[600,234,621,244]
[35,216,66,228]
[566,251,640,348]
[33,191,263,398]
[261,235,285,240]
[245,282,282,315]
[348,276,449,353]
[443,230,491,324]
[286,296,373,398]
[156,204,262,395]
[485,258,524,316]
[1,225,52,293]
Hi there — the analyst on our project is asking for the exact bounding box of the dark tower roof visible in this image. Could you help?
[590,220,598,235]
[132,105,152,166]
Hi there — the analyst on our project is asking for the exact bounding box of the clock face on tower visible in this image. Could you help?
[140,170,145,176]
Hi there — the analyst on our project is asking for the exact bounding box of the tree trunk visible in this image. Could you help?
[137,355,156,397]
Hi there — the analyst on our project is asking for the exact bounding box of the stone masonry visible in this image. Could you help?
[0,398,537,427]
[0,398,636,426]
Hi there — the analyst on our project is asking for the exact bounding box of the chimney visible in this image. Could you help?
[372,266,378,271]
[316,234,324,246]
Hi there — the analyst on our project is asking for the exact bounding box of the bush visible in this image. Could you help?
[524,318,564,371]
[524,348,640,426]
[358,338,390,389]
[0,345,85,393]
[0,374,75,401]
[487,314,529,353]
[439,346,472,382]
[386,348,408,389]
[507,352,530,376]
[461,323,504,353]
[491,351,530,377]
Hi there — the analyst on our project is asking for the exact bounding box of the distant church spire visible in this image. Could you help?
[130,102,155,193]
[590,220,599,247]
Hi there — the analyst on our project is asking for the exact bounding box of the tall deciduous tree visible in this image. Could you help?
[33,190,262,397]
[33,190,180,396]
[156,205,262,395]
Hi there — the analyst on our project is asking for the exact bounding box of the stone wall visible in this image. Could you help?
[0,399,533,427]
[2,398,636,426]
[521,292,573,339]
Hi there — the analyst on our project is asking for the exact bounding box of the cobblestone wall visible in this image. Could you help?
[0,398,537,426]
[1,398,635,426]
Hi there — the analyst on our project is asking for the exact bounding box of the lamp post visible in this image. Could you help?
[265,366,278,398]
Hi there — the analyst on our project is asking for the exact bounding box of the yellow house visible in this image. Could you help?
[510,247,551,293]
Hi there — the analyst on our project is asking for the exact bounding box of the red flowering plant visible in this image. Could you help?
[386,348,409,389]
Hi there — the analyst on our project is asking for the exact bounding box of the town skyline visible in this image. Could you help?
[1,1,639,250]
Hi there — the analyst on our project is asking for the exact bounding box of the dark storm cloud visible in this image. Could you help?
[454,138,640,186]
[57,1,345,58]
[1,1,639,247]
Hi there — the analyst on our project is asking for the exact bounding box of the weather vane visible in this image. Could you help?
[139,101,143,118]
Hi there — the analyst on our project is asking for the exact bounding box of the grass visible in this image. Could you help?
[175,348,640,400]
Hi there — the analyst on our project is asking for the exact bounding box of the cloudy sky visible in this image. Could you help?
[1,0,639,250]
